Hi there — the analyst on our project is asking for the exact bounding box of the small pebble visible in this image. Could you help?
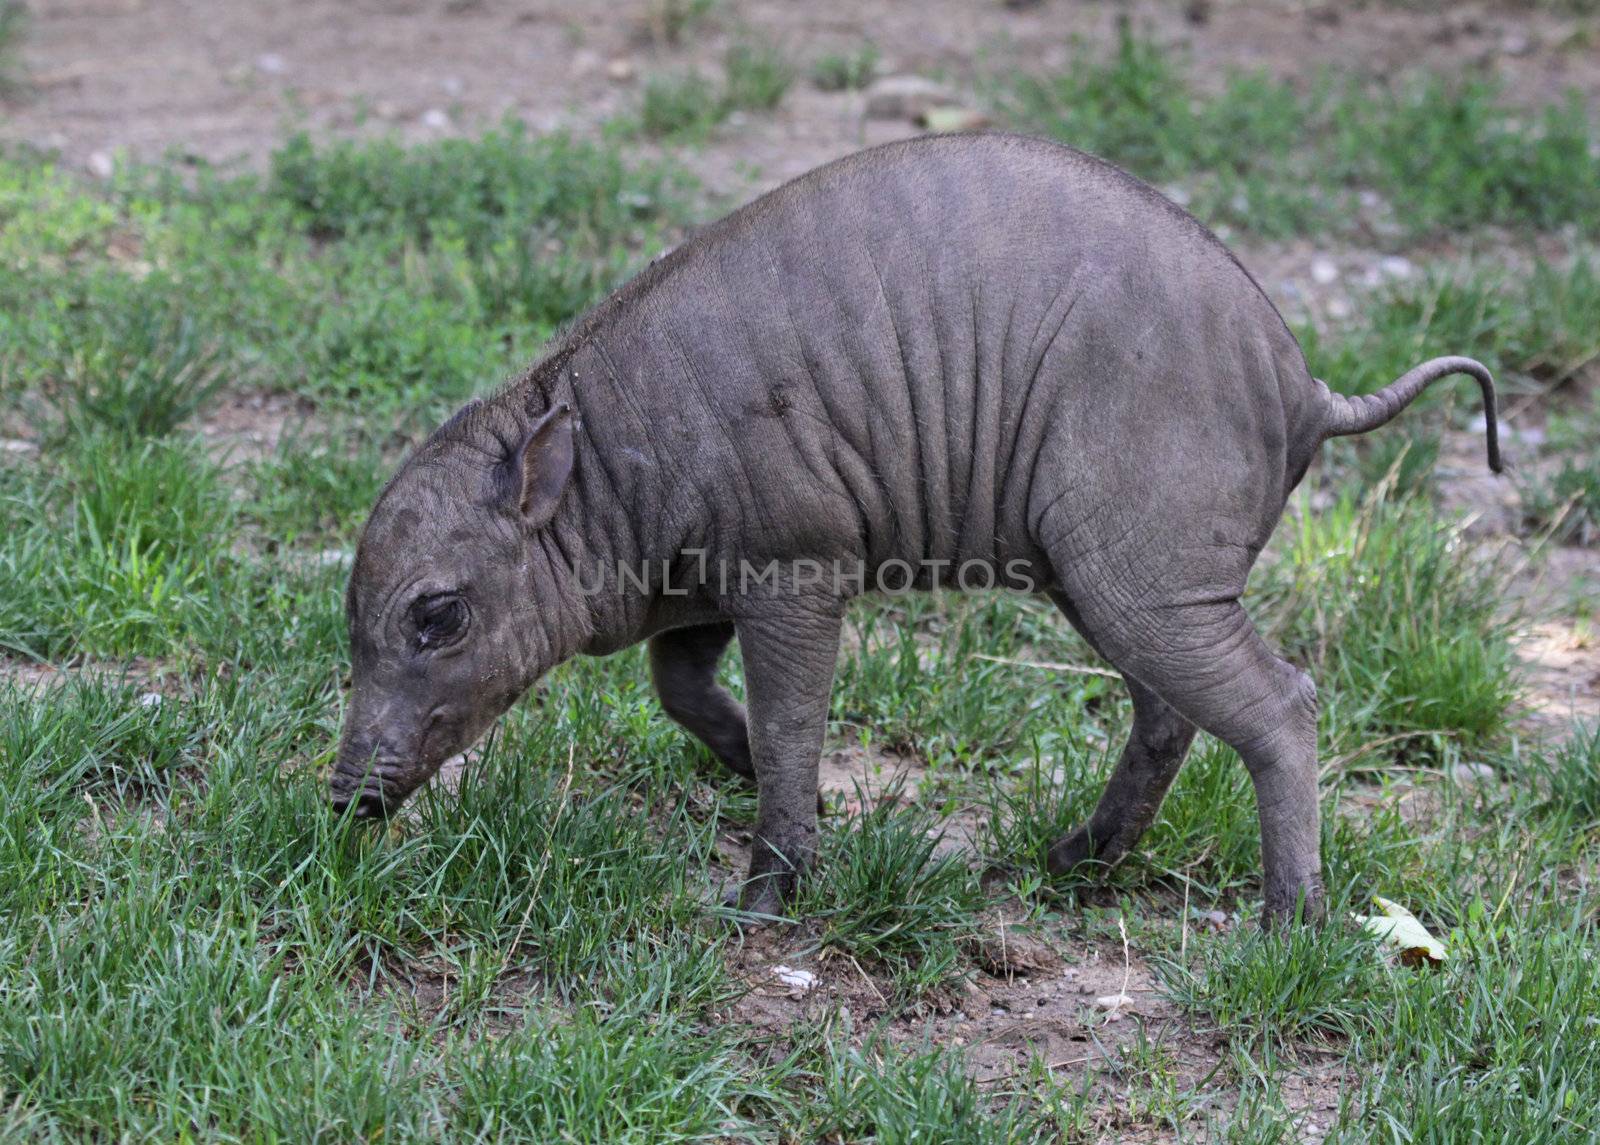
[255,53,288,76]
[87,151,115,179]
[137,692,163,709]
[772,965,817,993]
[864,74,957,121]
[606,58,637,83]
[1379,255,1415,280]
[420,108,451,130]
[1095,992,1135,1012]
[1310,256,1339,285]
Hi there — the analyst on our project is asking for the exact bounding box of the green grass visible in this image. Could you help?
[1157,906,1388,1051]
[639,0,717,47]
[1300,255,1600,399]
[811,42,879,92]
[0,0,24,96]
[998,21,1600,241]
[0,112,1594,1138]
[723,40,795,113]
[1262,483,1520,758]
[1519,413,1600,546]
[802,799,987,997]
[635,41,794,140]
[638,70,727,140]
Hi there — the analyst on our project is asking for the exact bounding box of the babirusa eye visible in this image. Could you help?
[411,594,468,647]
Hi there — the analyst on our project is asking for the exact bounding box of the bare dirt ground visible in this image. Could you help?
[3,2,1595,1137]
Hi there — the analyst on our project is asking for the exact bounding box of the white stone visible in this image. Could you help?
[87,151,115,179]
[255,53,288,76]
[863,75,957,121]
[137,692,163,708]
[1310,256,1339,285]
[1095,992,1135,1012]
[1326,297,1353,320]
[772,965,817,992]
[420,108,451,130]
[1379,255,1415,280]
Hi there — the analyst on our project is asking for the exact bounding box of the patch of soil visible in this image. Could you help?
[721,911,1347,1139]
[197,390,307,467]
[1516,618,1600,738]
[0,653,169,694]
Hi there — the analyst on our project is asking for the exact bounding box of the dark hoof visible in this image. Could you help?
[1260,882,1328,928]
[1046,825,1099,876]
[718,879,791,926]
[331,789,387,820]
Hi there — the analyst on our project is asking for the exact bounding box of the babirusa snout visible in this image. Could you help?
[329,724,392,818]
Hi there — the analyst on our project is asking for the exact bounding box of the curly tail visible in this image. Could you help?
[1320,355,1503,474]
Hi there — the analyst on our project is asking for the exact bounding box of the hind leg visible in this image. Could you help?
[1046,589,1198,871]
[1052,590,1324,922]
[650,623,754,782]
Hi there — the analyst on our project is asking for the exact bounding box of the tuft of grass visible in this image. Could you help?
[802,798,986,996]
[640,0,717,47]
[999,21,1600,240]
[1157,907,1386,1051]
[0,0,25,96]
[786,1023,1074,1143]
[0,434,237,659]
[49,286,228,442]
[981,738,1104,879]
[1350,911,1600,1140]
[1258,482,1519,758]
[1328,80,1600,236]
[811,42,879,92]
[451,1010,776,1140]
[635,40,793,140]
[1521,723,1600,827]
[1518,414,1600,546]
[638,70,727,140]
[722,40,795,112]
[1302,256,1600,401]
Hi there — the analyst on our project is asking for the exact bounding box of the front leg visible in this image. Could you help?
[730,601,843,917]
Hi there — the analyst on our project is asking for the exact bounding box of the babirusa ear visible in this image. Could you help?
[505,403,575,527]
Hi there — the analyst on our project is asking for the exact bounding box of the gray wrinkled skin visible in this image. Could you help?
[332,134,1501,923]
